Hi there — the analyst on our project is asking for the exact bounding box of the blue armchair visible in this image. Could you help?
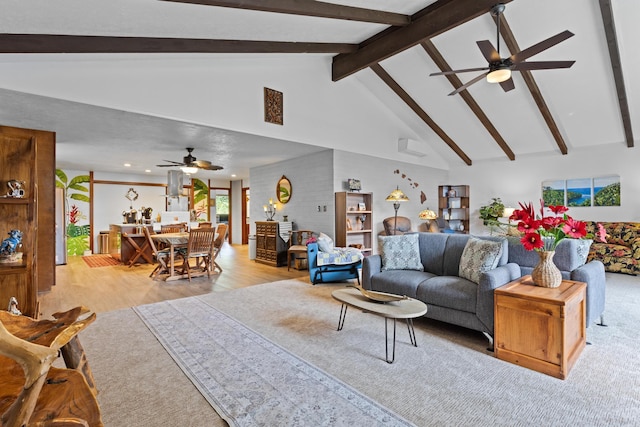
[307,243,361,285]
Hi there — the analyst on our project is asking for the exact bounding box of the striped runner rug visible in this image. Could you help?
[134,297,415,427]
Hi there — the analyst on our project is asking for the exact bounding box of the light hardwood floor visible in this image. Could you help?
[39,243,308,318]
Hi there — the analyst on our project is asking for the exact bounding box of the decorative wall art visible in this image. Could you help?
[393,169,426,204]
[541,175,620,207]
[348,179,361,192]
[264,87,283,125]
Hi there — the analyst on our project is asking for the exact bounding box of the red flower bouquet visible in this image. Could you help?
[510,200,605,251]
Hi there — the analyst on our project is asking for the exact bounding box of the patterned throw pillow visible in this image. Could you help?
[317,232,334,253]
[379,234,423,271]
[458,237,503,284]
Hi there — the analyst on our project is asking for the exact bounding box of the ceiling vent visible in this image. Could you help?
[398,138,428,157]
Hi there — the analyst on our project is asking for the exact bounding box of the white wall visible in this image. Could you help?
[450,144,640,235]
[250,150,335,238]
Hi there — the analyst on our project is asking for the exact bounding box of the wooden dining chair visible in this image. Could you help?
[198,222,212,228]
[211,223,228,273]
[287,230,315,271]
[122,230,154,267]
[179,228,217,281]
[144,227,182,280]
[160,223,187,234]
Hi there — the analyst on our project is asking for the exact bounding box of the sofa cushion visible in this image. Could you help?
[416,276,477,313]
[418,232,449,275]
[317,232,334,253]
[458,237,503,285]
[370,270,436,299]
[379,234,423,271]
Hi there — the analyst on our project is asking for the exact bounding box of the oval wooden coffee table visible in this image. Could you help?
[332,288,428,363]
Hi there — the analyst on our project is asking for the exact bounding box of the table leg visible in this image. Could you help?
[337,304,348,331]
[169,243,175,278]
[385,317,397,364]
[406,318,418,347]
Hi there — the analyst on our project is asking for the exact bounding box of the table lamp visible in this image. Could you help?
[419,208,439,233]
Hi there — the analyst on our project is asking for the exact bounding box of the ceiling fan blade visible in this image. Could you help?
[499,78,515,92]
[476,40,501,63]
[448,72,489,96]
[199,164,224,171]
[510,30,574,63]
[161,160,184,165]
[430,66,489,76]
[156,164,184,167]
[512,60,575,71]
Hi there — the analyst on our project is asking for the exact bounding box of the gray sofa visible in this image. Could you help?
[507,237,606,327]
[363,233,520,343]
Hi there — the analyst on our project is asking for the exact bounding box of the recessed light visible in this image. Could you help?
[231,174,236,177]
[124,163,131,167]
[145,169,151,173]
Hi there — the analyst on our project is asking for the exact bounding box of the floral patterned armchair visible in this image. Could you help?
[584,221,640,275]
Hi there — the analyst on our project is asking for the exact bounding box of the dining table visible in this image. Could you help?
[150,232,189,281]
[149,231,218,281]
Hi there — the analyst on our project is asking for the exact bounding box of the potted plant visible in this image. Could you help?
[479,197,505,230]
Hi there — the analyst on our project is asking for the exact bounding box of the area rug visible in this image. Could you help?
[134,297,415,427]
[82,254,120,268]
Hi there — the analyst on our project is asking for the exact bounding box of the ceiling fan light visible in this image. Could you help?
[181,166,198,174]
[486,68,511,83]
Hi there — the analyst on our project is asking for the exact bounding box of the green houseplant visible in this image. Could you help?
[479,197,505,228]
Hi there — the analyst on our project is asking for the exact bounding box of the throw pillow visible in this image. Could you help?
[458,237,503,285]
[379,234,423,271]
[317,232,334,253]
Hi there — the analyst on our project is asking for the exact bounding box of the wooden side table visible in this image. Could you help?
[494,275,586,379]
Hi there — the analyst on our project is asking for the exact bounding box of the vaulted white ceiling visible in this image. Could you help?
[0,0,636,179]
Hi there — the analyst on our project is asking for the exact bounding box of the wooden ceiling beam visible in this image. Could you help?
[332,0,514,82]
[420,40,515,161]
[370,63,472,166]
[0,34,357,54]
[160,0,410,26]
[598,0,634,147]
[495,14,568,155]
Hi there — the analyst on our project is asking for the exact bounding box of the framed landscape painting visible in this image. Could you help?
[542,180,565,206]
[593,175,620,206]
[566,178,592,207]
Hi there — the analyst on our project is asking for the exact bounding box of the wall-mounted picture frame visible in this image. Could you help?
[593,175,620,206]
[567,178,592,207]
[277,175,292,204]
[264,87,283,125]
[542,180,566,206]
[541,175,620,207]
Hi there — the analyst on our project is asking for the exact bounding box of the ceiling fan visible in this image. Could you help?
[156,147,223,173]
[430,3,575,96]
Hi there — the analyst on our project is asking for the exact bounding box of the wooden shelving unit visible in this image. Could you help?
[0,126,55,318]
[438,185,470,234]
[335,192,373,256]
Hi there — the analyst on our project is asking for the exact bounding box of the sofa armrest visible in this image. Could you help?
[362,255,382,290]
[570,260,606,326]
[632,238,640,260]
[476,262,521,334]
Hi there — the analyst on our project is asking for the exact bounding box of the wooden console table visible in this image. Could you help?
[494,275,586,380]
